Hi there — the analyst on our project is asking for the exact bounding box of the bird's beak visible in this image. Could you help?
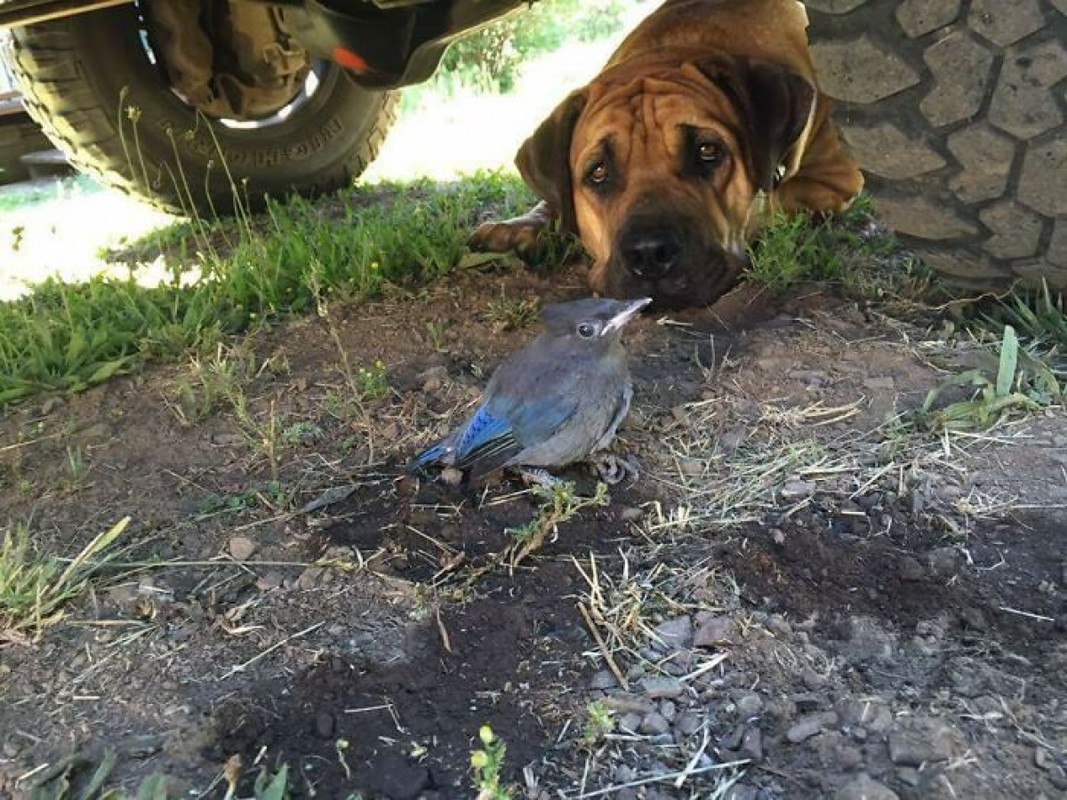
[603,297,652,335]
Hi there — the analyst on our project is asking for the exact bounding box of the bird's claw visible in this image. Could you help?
[518,467,563,488]
[594,453,639,485]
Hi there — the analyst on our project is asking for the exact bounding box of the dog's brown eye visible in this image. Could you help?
[586,162,609,185]
[698,142,724,163]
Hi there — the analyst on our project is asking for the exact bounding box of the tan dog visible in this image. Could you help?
[470,0,864,308]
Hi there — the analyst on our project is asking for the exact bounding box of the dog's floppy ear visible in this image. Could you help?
[694,56,816,193]
[515,89,588,236]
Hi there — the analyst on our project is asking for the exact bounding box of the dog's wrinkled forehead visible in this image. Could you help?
[571,74,744,166]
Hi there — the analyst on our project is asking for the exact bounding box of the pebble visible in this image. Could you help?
[802,667,827,690]
[740,727,763,762]
[736,693,763,718]
[439,467,464,487]
[640,712,670,735]
[721,724,745,750]
[641,676,685,699]
[296,566,326,590]
[651,616,693,650]
[227,535,257,561]
[887,727,952,766]
[766,615,793,637]
[658,700,677,722]
[834,774,899,800]
[1034,747,1050,770]
[693,614,735,647]
[791,692,823,713]
[675,711,703,736]
[589,670,618,691]
[618,712,642,733]
[959,606,989,632]
[781,479,816,499]
[619,506,644,522]
[897,556,925,581]
[786,712,837,744]
[313,711,335,739]
[926,546,961,577]
[602,694,655,715]
[896,767,921,787]
[255,571,283,591]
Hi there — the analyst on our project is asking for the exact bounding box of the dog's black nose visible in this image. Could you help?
[622,228,682,279]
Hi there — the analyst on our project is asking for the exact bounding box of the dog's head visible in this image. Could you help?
[516,55,816,308]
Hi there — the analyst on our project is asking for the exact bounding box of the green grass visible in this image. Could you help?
[746,196,905,293]
[0,172,536,408]
[1,517,130,643]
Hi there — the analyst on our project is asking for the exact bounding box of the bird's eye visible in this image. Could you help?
[577,322,597,338]
[697,141,724,165]
[585,162,609,186]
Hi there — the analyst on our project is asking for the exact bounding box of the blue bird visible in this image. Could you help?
[410,297,651,483]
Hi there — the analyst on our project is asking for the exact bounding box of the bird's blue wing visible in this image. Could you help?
[454,403,524,476]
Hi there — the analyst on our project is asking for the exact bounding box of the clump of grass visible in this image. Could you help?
[0,172,536,409]
[0,517,130,643]
[471,725,513,800]
[920,324,1062,432]
[582,700,615,747]
[485,294,540,330]
[507,480,610,567]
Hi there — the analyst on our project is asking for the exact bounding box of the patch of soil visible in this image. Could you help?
[2,260,1065,799]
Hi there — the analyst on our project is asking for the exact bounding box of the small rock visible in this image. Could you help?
[781,479,815,499]
[863,376,895,390]
[740,727,763,762]
[642,676,685,699]
[771,528,787,545]
[1034,747,1050,770]
[786,713,835,744]
[694,615,735,647]
[619,506,643,522]
[296,566,326,590]
[766,615,793,637]
[313,711,335,739]
[720,724,745,750]
[834,774,899,800]
[675,711,703,736]
[840,616,895,662]
[679,458,703,476]
[658,700,677,722]
[439,466,464,487]
[852,726,868,742]
[791,692,823,713]
[897,556,925,581]
[887,726,955,766]
[926,546,961,577]
[255,571,283,591]
[896,767,921,787]
[589,670,618,691]
[602,693,655,715]
[618,712,643,733]
[651,616,693,650]
[640,712,670,735]
[418,365,448,393]
[227,535,257,561]
[801,667,826,690]
[40,396,64,415]
[736,693,763,718]
[959,606,989,632]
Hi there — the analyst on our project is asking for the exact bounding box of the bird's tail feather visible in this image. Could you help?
[407,442,447,473]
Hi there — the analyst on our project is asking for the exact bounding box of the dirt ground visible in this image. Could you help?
[1,244,1065,798]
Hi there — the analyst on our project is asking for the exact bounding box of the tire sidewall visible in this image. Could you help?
[52,5,389,207]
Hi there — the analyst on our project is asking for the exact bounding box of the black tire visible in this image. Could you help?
[1,4,396,215]
[0,112,52,185]
[805,0,1066,291]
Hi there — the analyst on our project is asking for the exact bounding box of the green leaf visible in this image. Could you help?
[995,325,1018,398]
